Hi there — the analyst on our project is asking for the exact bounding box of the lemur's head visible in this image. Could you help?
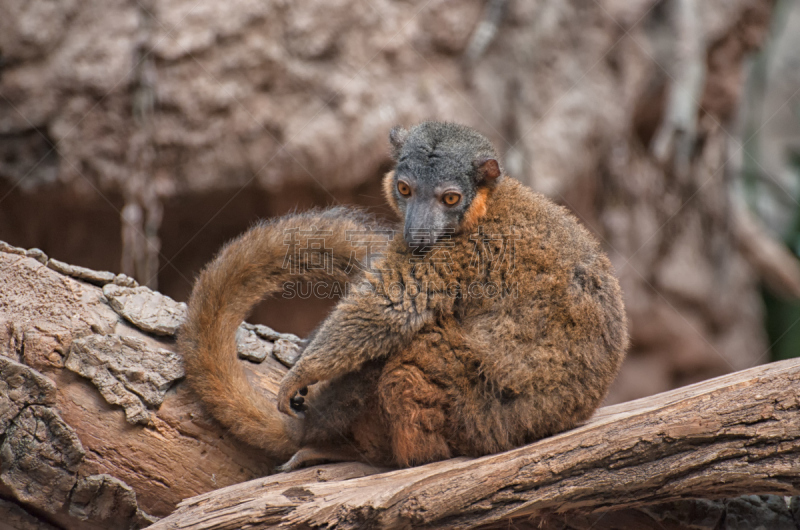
[384,121,503,248]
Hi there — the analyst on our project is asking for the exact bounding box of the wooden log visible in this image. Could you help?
[0,245,298,529]
[150,357,800,530]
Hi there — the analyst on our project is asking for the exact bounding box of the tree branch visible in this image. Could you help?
[150,358,800,529]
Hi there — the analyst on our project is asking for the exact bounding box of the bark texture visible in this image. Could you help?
[0,243,296,529]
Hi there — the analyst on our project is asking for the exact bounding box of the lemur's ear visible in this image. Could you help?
[474,158,501,184]
[389,126,409,159]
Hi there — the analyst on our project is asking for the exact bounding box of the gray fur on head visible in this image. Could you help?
[389,121,503,186]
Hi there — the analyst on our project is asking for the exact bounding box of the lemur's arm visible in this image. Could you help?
[277,277,433,417]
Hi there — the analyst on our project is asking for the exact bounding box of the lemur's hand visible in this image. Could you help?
[277,368,316,418]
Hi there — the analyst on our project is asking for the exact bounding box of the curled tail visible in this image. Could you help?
[178,207,384,459]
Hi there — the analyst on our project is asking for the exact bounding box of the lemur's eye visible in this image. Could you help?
[397,181,412,197]
[442,192,461,206]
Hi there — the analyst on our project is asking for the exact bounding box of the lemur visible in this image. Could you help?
[179,121,628,470]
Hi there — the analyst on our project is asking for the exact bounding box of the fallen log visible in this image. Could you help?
[151,357,800,529]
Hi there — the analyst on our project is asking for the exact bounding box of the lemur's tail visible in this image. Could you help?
[178,207,385,458]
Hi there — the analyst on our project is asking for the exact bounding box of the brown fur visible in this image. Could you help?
[181,128,628,470]
[178,208,385,461]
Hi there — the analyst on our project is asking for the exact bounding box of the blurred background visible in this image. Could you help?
[0,0,798,404]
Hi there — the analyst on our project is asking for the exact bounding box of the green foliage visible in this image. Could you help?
[743,0,800,362]
[763,151,800,362]
[764,289,800,361]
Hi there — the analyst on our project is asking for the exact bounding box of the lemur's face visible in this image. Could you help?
[384,122,502,249]
[391,166,472,248]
